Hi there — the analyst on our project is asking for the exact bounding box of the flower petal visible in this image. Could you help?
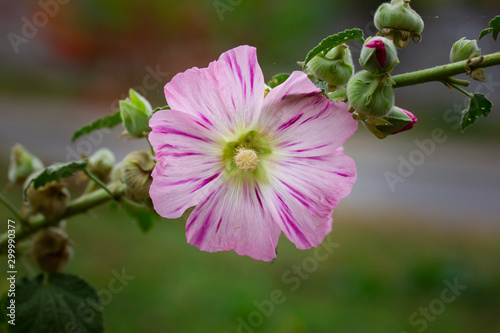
[266,152,356,249]
[164,45,265,134]
[186,179,281,261]
[259,71,357,156]
[149,110,224,218]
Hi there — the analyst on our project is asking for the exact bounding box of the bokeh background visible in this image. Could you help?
[1,0,500,332]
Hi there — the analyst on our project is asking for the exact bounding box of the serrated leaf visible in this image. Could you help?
[72,111,122,142]
[304,29,364,68]
[7,274,103,333]
[461,93,493,131]
[267,73,290,88]
[478,16,500,41]
[122,200,159,232]
[25,160,88,197]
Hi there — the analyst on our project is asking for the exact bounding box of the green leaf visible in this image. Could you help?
[6,273,103,333]
[461,93,493,131]
[267,73,290,88]
[122,199,159,232]
[478,15,500,41]
[72,111,122,142]
[25,160,88,197]
[303,29,364,68]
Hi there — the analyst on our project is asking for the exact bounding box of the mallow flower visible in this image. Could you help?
[149,45,357,261]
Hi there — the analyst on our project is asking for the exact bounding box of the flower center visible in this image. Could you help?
[233,147,260,172]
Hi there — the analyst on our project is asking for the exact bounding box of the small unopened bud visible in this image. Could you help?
[360,37,399,74]
[121,151,155,202]
[375,0,424,48]
[120,89,153,138]
[32,226,73,274]
[8,144,43,184]
[450,38,486,82]
[364,106,418,139]
[25,176,70,222]
[306,44,354,90]
[88,148,115,181]
[347,70,395,118]
[450,37,480,63]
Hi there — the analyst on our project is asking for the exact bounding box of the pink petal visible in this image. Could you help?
[185,180,281,261]
[149,110,224,219]
[266,152,356,249]
[260,71,358,156]
[164,45,265,134]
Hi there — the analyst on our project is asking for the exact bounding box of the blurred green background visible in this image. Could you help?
[1,0,500,332]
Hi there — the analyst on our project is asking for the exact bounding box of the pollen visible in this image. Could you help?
[234,147,260,172]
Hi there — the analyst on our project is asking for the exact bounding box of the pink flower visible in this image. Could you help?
[149,45,357,261]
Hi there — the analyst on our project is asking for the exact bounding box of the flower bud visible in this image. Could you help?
[32,226,73,274]
[88,148,115,181]
[363,106,418,139]
[121,151,155,202]
[359,37,399,74]
[120,89,153,138]
[8,144,43,184]
[25,177,70,222]
[450,38,486,81]
[374,0,424,48]
[347,70,395,118]
[450,37,481,62]
[306,44,354,90]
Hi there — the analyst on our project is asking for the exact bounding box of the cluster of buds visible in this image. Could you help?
[450,37,486,82]
[305,44,354,91]
[346,35,417,138]
[374,0,424,48]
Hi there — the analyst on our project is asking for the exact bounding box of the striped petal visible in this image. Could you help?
[186,179,281,261]
[266,151,356,249]
[164,45,265,134]
[149,110,224,218]
[259,71,357,156]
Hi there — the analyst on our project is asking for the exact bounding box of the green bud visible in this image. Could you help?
[8,144,44,184]
[374,0,424,48]
[121,151,156,202]
[32,226,73,274]
[450,37,481,62]
[25,176,70,222]
[450,38,486,81]
[120,89,153,138]
[359,37,399,74]
[306,44,354,90]
[88,148,115,181]
[347,70,395,118]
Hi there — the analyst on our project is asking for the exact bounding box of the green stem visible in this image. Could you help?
[448,83,474,99]
[0,192,22,222]
[392,52,500,88]
[0,182,126,253]
[443,77,470,87]
[83,169,114,198]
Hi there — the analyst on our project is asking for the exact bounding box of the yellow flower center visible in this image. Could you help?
[233,147,260,172]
